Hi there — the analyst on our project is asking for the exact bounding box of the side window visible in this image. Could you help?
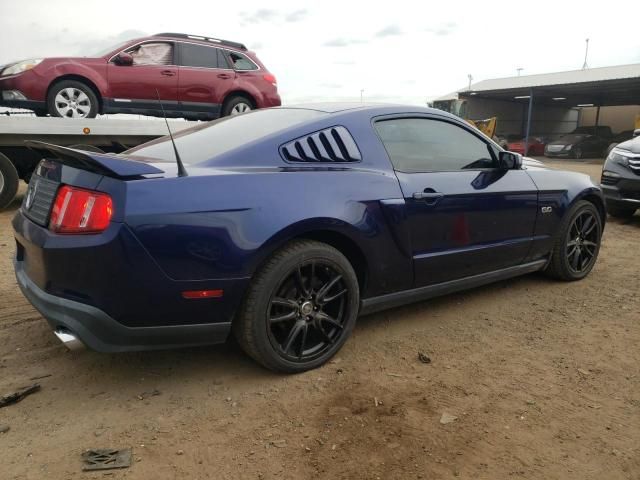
[227,51,258,71]
[127,42,173,66]
[374,118,497,172]
[179,43,220,69]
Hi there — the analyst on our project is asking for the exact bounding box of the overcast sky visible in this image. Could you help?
[3,0,639,105]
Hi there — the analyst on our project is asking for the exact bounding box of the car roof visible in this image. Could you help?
[278,102,449,117]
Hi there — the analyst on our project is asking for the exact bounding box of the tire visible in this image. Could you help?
[545,200,602,281]
[221,95,254,117]
[0,152,20,210]
[47,80,98,119]
[571,146,583,159]
[68,144,104,153]
[606,205,636,219]
[233,240,360,373]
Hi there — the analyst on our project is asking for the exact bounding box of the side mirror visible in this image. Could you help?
[634,129,640,138]
[113,52,133,66]
[499,151,523,170]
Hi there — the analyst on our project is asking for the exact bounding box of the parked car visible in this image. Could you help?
[13,104,605,372]
[601,131,640,218]
[0,32,280,120]
[545,126,612,159]
[604,129,637,157]
[507,136,545,156]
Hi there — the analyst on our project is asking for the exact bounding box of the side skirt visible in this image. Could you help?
[359,259,547,316]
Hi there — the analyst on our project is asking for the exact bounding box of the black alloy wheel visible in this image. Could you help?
[267,260,349,362]
[234,240,359,373]
[545,200,602,281]
[565,210,599,274]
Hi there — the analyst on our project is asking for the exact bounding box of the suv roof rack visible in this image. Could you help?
[153,33,247,51]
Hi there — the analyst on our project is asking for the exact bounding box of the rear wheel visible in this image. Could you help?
[607,205,636,219]
[545,200,602,281]
[222,95,254,117]
[0,152,20,210]
[47,80,98,119]
[234,240,360,373]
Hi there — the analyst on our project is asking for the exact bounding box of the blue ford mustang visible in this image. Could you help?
[13,103,605,372]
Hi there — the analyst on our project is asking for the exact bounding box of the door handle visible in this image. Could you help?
[160,70,176,76]
[217,73,232,79]
[412,191,444,204]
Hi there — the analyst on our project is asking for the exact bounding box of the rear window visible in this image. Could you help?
[125,109,326,164]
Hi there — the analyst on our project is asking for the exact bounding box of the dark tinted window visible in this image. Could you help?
[375,118,497,172]
[228,51,258,70]
[125,109,326,164]
[179,43,219,68]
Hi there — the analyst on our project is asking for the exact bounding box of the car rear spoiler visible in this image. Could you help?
[25,141,165,178]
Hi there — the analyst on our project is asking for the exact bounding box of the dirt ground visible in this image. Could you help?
[1,158,639,480]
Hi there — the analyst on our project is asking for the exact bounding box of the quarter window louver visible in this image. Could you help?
[281,126,361,163]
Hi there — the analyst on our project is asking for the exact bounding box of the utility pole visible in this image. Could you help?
[517,67,523,76]
[360,89,364,102]
[467,74,473,90]
[582,38,589,69]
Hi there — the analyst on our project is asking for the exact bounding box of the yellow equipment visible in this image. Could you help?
[466,117,497,138]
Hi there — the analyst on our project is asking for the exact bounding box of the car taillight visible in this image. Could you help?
[49,185,113,234]
[263,73,277,87]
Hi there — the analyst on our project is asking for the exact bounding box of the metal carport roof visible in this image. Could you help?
[459,63,640,107]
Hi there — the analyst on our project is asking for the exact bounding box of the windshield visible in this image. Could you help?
[125,109,327,164]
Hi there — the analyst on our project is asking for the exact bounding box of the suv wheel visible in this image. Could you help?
[234,240,360,373]
[545,200,602,281]
[47,80,98,119]
[222,95,254,117]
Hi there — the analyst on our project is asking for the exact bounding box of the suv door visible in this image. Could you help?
[176,42,233,117]
[107,41,178,110]
[374,115,539,287]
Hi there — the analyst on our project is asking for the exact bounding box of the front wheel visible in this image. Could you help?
[545,200,602,281]
[234,240,360,373]
[47,80,98,119]
[571,146,583,159]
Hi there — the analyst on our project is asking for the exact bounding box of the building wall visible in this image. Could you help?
[579,105,640,133]
[464,97,579,138]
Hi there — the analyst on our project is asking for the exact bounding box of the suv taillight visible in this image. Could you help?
[263,73,277,87]
[49,185,113,234]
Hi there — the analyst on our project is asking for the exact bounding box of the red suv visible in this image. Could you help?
[0,33,281,120]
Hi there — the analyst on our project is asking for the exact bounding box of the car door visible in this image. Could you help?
[106,41,178,110]
[176,42,233,116]
[374,116,539,287]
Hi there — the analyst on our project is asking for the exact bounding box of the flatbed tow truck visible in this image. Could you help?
[0,115,193,209]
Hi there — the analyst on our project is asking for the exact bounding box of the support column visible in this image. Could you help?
[524,88,534,156]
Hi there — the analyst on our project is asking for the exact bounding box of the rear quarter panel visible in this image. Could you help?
[124,164,411,298]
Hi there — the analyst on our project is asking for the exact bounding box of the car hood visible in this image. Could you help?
[522,156,546,169]
[615,136,640,154]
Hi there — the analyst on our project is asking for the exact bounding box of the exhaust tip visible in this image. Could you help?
[54,329,85,351]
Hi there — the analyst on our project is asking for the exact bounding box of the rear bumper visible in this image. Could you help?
[15,258,232,352]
